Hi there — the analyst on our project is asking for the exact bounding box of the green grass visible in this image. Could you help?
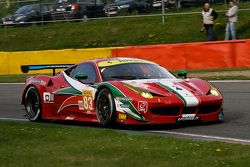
[0,2,250,51]
[0,121,250,167]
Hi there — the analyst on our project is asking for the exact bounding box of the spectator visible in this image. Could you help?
[225,0,238,40]
[201,3,218,41]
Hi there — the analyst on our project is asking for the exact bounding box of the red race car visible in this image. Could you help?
[21,58,224,126]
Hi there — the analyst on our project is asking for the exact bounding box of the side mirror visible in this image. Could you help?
[177,70,187,79]
[75,73,88,80]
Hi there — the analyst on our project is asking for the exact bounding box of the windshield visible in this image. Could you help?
[99,63,176,81]
[15,5,38,14]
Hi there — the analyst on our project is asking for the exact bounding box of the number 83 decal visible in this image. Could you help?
[82,90,94,111]
[83,96,93,110]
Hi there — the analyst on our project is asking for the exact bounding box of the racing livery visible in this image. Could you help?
[21,58,224,126]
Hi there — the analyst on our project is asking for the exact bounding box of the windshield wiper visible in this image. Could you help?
[110,75,138,80]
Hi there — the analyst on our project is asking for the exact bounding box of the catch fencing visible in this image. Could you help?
[1,0,250,25]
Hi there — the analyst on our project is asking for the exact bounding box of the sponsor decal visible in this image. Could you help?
[43,92,54,103]
[120,104,130,108]
[118,113,127,120]
[138,101,148,113]
[98,58,155,67]
[177,114,199,121]
[82,89,93,111]
[78,100,84,110]
[82,90,93,97]
[115,97,133,102]
[28,79,46,86]
[86,110,92,114]
[65,116,75,120]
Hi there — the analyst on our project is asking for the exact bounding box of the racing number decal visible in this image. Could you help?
[83,96,93,110]
[82,90,94,111]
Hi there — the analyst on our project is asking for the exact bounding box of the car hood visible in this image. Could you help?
[112,78,211,98]
[104,78,216,108]
[4,14,25,21]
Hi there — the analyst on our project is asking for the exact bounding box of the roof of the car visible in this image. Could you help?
[84,57,154,64]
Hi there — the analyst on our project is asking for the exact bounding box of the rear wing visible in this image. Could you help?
[21,64,74,76]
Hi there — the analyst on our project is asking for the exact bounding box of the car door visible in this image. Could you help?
[83,0,105,17]
[41,4,52,21]
[31,5,41,21]
[55,63,98,118]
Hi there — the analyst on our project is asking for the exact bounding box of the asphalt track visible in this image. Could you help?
[0,82,250,143]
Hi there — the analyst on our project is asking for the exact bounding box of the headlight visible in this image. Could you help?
[208,86,220,96]
[141,92,153,99]
[15,16,26,21]
[124,84,153,99]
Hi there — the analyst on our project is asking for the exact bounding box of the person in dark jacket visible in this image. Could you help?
[201,3,218,41]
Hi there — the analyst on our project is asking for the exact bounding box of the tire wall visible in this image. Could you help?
[0,48,113,74]
[112,39,250,70]
[1,39,250,74]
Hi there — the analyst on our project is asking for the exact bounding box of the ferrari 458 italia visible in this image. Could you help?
[21,58,224,126]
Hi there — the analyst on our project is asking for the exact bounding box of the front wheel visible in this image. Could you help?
[24,86,42,121]
[96,88,116,127]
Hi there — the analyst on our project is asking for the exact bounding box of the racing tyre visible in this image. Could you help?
[24,86,42,121]
[96,88,116,127]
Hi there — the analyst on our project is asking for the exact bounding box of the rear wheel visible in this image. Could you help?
[24,86,42,121]
[96,88,116,127]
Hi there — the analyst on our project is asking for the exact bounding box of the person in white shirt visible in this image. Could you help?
[201,3,218,41]
[225,0,238,40]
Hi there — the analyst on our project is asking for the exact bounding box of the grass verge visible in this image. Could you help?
[0,74,31,83]
[0,3,250,51]
[0,121,250,167]
[1,68,250,83]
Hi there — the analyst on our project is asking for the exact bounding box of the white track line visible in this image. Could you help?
[149,130,250,144]
[0,117,28,121]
